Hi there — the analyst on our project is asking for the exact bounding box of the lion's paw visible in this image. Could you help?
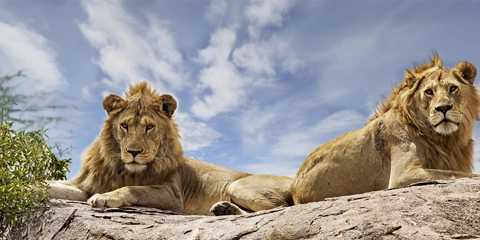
[87,193,125,208]
[210,201,245,216]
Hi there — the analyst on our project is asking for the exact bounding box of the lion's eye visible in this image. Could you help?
[121,123,128,129]
[450,86,458,93]
[424,89,433,96]
[146,125,155,131]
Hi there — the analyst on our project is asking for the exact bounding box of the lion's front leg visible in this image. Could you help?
[390,168,480,188]
[87,185,184,212]
[389,144,480,188]
[47,180,89,201]
[87,191,128,208]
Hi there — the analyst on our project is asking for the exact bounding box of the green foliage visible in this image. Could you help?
[0,72,72,226]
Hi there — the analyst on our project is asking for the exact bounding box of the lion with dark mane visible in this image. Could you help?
[291,54,480,204]
[48,82,292,215]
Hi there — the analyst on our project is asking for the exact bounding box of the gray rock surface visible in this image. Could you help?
[2,178,480,240]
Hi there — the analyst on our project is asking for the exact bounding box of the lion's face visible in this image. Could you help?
[114,108,163,172]
[103,91,178,173]
[413,62,478,136]
[417,69,463,135]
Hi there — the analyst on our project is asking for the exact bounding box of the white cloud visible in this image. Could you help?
[196,28,237,65]
[78,0,187,94]
[175,112,223,151]
[205,0,227,24]
[192,28,250,120]
[192,61,246,120]
[233,36,304,79]
[232,41,275,77]
[244,0,294,39]
[0,22,67,92]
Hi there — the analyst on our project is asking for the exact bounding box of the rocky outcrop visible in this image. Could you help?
[2,178,480,239]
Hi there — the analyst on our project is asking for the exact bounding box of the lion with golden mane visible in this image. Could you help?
[48,82,292,215]
[291,54,480,204]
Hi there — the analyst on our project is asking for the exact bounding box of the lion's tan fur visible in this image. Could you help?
[291,54,480,204]
[48,82,292,215]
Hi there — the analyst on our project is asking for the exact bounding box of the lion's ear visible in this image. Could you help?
[158,94,177,118]
[103,94,126,114]
[404,69,418,87]
[405,69,417,79]
[455,61,477,85]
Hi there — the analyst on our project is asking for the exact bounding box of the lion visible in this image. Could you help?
[291,53,480,204]
[48,82,293,215]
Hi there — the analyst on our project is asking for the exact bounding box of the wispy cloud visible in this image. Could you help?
[78,0,187,96]
[245,0,294,39]
[191,27,253,120]
[0,22,67,92]
[175,112,223,151]
[233,41,275,77]
[205,0,227,24]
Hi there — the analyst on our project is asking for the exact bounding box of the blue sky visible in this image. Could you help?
[1,0,480,179]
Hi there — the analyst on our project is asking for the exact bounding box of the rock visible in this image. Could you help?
[2,178,480,239]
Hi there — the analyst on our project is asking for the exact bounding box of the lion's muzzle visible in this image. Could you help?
[430,105,461,135]
[122,148,155,173]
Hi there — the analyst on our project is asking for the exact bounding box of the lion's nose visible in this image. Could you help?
[435,105,452,114]
[127,149,143,157]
